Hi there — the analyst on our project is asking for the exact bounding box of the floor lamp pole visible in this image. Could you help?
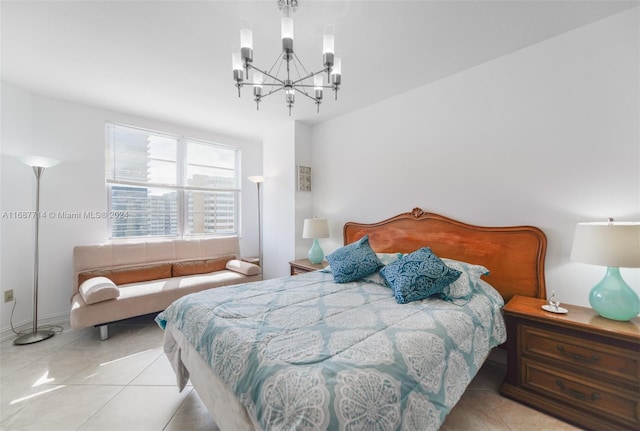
[248,176,265,280]
[256,181,263,280]
[15,163,56,345]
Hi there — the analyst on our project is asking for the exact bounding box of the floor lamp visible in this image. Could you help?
[248,176,265,279]
[14,155,60,345]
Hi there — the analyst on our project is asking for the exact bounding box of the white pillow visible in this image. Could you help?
[440,258,490,305]
[376,252,403,266]
[226,259,261,276]
[79,276,120,305]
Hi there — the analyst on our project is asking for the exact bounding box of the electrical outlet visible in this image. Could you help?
[4,290,13,303]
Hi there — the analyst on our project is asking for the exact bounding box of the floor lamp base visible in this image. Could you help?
[14,329,55,345]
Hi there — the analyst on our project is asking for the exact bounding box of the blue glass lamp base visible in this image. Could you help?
[308,239,325,264]
[589,267,640,321]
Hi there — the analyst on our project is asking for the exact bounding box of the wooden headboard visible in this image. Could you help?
[343,208,547,301]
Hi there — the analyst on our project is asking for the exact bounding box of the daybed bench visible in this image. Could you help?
[70,236,260,340]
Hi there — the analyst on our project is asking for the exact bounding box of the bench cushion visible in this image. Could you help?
[172,255,235,277]
[79,277,120,305]
[78,263,172,286]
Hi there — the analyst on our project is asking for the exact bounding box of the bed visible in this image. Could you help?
[156,208,547,430]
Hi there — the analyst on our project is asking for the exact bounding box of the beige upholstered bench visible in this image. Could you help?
[70,236,260,340]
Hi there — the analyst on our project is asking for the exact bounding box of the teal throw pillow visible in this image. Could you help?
[381,247,461,304]
[326,235,382,283]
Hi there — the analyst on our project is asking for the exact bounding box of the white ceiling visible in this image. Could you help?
[2,0,637,141]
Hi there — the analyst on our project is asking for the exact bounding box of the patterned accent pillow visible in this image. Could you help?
[440,258,490,305]
[326,235,383,283]
[381,247,461,304]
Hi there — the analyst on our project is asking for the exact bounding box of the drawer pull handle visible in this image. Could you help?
[555,379,601,402]
[556,345,600,363]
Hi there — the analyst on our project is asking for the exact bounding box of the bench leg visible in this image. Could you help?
[99,325,109,341]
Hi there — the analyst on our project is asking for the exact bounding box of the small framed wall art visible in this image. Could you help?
[297,165,312,192]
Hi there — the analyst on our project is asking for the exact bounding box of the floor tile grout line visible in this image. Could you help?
[73,384,128,431]
[162,386,194,431]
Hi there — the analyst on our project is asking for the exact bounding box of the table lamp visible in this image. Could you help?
[570,219,640,321]
[302,218,329,264]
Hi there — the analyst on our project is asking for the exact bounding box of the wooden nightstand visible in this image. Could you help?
[289,259,328,275]
[500,295,640,431]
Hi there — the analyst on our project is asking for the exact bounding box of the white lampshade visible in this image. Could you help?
[281,5,294,41]
[253,71,264,86]
[240,27,253,50]
[18,155,60,168]
[570,221,640,268]
[232,52,243,71]
[248,176,265,183]
[322,31,334,55]
[303,218,329,239]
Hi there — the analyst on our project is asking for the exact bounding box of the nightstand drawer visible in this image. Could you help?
[523,359,640,430]
[520,324,640,386]
[289,259,328,276]
[291,266,309,275]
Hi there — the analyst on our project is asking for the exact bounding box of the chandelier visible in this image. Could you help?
[232,0,341,115]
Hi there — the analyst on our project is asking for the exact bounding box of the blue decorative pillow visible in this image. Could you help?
[381,247,461,304]
[326,235,382,283]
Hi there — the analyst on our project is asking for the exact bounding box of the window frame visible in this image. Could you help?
[105,122,241,240]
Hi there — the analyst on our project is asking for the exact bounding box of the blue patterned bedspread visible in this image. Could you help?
[156,269,506,431]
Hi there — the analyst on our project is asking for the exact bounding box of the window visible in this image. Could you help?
[106,123,240,239]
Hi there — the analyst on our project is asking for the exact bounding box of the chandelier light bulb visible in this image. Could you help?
[314,75,323,97]
[253,71,263,109]
[253,71,265,86]
[281,4,294,53]
[286,87,295,99]
[240,26,253,65]
[232,52,245,85]
[322,25,335,67]
[322,26,335,54]
[331,54,342,85]
[240,28,253,50]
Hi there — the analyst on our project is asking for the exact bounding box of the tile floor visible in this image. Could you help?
[1,315,583,431]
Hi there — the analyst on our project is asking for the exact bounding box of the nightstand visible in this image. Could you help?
[500,295,640,431]
[289,259,328,275]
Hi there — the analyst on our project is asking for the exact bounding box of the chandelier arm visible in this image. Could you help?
[291,52,314,78]
[265,53,286,81]
[291,68,331,86]
[246,63,285,85]
[293,84,333,89]
[296,89,321,103]
[261,87,285,98]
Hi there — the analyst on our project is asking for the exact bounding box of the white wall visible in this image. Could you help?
[0,84,262,335]
[262,121,296,279]
[294,123,314,261]
[311,8,640,307]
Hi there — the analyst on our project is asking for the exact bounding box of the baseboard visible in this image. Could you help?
[0,313,70,343]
